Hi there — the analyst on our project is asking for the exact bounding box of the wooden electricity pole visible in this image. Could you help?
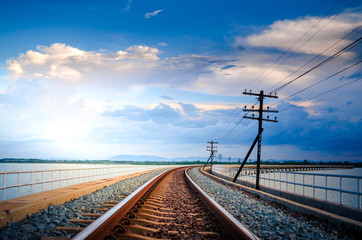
[202,141,218,173]
[233,90,278,190]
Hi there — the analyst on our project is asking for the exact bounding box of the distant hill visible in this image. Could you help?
[172,156,208,162]
[108,155,169,161]
[108,155,209,162]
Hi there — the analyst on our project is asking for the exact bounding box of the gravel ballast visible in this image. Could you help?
[0,168,169,240]
[188,167,357,240]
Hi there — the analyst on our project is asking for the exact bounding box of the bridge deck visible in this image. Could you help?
[215,164,353,170]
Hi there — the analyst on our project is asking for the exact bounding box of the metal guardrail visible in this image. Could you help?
[0,166,152,201]
[213,166,362,209]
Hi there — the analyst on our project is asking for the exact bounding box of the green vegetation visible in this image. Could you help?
[0,158,359,166]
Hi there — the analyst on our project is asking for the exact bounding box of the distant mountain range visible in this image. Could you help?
[108,155,208,162]
[108,155,359,163]
[1,155,359,163]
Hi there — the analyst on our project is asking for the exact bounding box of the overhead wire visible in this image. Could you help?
[272,60,362,106]
[268,26,361,92]
[210,0,359,151]
[279,78,361,112]
[246,0,355,91]
[214,1,353,142]
[217,98,258,141]
[272,37,361,92]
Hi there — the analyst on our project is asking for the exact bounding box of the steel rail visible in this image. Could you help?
[185,168,260,240]
[73,166,259,240]
[72,167,180,240]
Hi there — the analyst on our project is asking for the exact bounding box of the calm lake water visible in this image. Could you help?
[0,163,170,201]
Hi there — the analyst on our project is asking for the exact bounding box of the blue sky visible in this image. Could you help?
[0,0,361,161]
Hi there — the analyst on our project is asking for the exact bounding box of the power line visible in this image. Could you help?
[272,60,362,106]
[268,26,361,92]
[273,37,362,92]
[247,0,355,90]
[214,98,258,141]
[220,0,355,136]
[280,78,361,112]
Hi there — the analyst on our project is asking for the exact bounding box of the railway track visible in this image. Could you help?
[42,167,259,240]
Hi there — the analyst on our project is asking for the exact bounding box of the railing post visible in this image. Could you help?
[340,176,342,205]
[313,175,315,199]
[357,178,360,209]
[18,172,21,197]
[274,171,276,189]
[3,173,6,200]
[42,171,44,192]
[294,173,296,194]
[325,175,328,202]
[302,174,305,196]
[31,171,34,194]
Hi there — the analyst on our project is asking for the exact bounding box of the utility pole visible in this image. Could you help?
[233,90,278,189]
[218,154,223,163]
[202,141,218,173]
[228,156,231,164]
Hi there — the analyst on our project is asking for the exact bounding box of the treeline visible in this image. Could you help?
[0,158,360,166]
[0,158,204,165]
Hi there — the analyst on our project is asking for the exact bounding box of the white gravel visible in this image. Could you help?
[0,168,170,240]
[188,167,356,240]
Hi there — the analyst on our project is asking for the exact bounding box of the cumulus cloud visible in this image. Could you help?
[236,13,362,56]
[6,43,246,94]
[145,9,163,18]
[6,43,161,82]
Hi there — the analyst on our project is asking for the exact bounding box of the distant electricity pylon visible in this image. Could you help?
[203,141,218,173]
[233,90,278,190]
[218,153,223,162]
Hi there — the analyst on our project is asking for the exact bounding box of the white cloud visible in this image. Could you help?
[237,13,362,56]
[5,42,334,96]
[145,9,163,18]
[123,0,132,11]
[125,45,160,61]
[6,43,161,82]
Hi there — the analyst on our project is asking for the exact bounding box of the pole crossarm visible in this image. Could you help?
[243,116,278,123]
[243,109,278,113]
[243,91,278,98]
